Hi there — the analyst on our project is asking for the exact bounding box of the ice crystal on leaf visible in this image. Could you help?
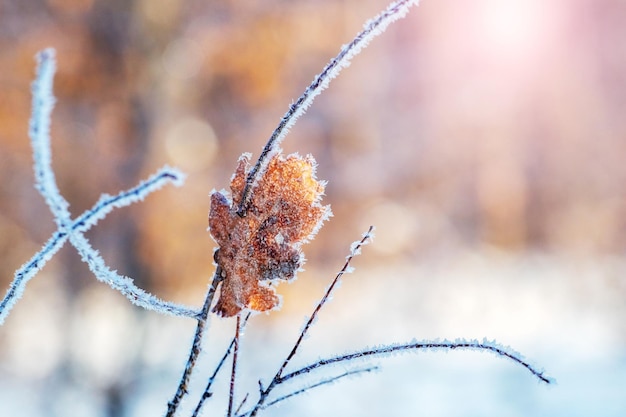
[209,152,331,317]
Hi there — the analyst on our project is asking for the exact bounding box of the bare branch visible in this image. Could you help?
[258,366,378,413]
[246,226,374,416]
[192,313,251,417]
[227,314,243,417]
[236,0,420,216]
[165,271,222,417]
[280,339,555,386]
[1,50,195,325]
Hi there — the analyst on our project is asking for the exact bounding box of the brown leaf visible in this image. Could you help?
[209,152,331,317]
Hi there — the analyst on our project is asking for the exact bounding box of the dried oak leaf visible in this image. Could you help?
[209,152,331,317]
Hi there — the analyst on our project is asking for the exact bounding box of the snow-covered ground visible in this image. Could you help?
[1,249,624,416]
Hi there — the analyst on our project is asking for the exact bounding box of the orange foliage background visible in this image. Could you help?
[2,0,625,302]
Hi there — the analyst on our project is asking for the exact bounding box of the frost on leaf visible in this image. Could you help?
[209,152,331,317]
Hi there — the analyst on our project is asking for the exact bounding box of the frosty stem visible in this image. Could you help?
[1,49,197,326]
[191,313,251,417]
[261,366,378,410]
[282,340,554,386]
[227,314,242,417]
[165,270,222,417]
[245,227,374,416]
[236,0,420,216]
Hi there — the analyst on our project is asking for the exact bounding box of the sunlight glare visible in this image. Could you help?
[477,0,559,63]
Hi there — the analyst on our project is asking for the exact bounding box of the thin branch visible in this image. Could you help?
[2,49,196,325]
[71,166,186,235]
[192,313,251,417]
[234,393,250,416]
[70,233,200,318]
[0,166,196,324]
[0,49,71,326]
[29,48,71,226]
[279,226,374,376]
[165,270,222,417]
[236,0,420,216]
[67,168,198,318]
[227,314,242,417]
[258,366,378,412]
[0,231,68,325]
[280,339,555,385]
[246,226,374,416]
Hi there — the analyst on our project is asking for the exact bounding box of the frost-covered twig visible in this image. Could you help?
[279,226,374,374]
[1,49,71,325]
[0,49,199,325]
[0,231,67,325]
[71,167,185,234]
[70,233,198,318]
[240,223,552,416]
[166,270,222,417]
[236,0,420,215]
[280,339,555,385]
[192,313,251,417]
[29,48,71,227]
[245,226,374,416]
[227,314,243,417]
[257,366,378,413]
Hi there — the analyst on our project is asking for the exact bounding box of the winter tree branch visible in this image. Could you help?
[0,49,200,325]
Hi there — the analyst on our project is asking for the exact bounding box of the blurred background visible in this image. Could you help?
[1,0,625,416]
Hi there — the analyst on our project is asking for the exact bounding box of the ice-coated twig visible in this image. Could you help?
[0,166,195,324]
[236,0,420,215]
[192,312,251,417]
[70,233,198,318]
[29,48,71,227]
[0,231,67,325]
[240,223,552,416]
[281,339,555,385]
[254,366,378,413]
[227,314,243,417]
[0,49,197,325]
[71,167,186,234]
[166,270,222,417]
[67,168,198,317]
[1,49,71,325]
[246,226,374,416]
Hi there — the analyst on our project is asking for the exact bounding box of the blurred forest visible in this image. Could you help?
[1,0,625,416]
